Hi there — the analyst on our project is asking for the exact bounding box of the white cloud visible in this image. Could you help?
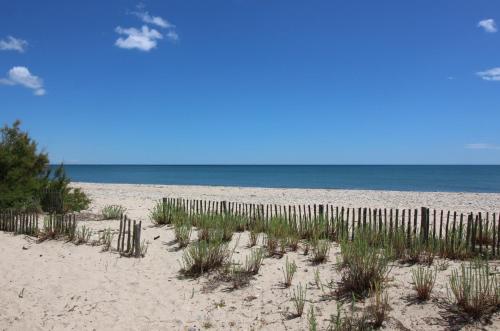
[476,67,500,81]
[478,19,497,33]
[134,11,174,29]
[115,25,163,51]
[465,143,500,150]
[116,5,179,52]
[0,36,28,52]
[0,66,45,96]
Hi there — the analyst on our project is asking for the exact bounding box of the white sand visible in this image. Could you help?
[1,182,499,330]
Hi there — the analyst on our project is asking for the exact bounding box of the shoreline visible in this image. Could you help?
[73,182,500,216]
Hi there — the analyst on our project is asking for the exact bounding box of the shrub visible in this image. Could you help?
[226,264,251,289]
[0,120,48,211]
[174,223,192,248]
[249,229,259,247]
[149,200,167,225]
[448,260,500,319]
[195,214,236,242]
[265,233,279,256]
[0,121,90,213]
[291,283,307,317]
[181,239,230,276]
[367,283,390,328]
[98,228,114,251]
[311,238,330,264]
[74,225,92,245]
[101,205,126,220]
[233,215,247,232]
[244,247,265,275]
[61,186,91,212]
[282,256,297,288]
[328,302,371,331]
[337,230,390,298]
[401,237,434,265]
[216,214,236,242]
[287,231,300,251]
[411,266,436,301]
[43,164,91,212]
[149,200,187,225]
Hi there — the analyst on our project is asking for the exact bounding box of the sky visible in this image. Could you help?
[1,0,500,165]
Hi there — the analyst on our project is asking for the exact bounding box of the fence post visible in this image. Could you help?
[420,207,428,243]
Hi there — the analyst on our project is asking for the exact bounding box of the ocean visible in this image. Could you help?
[55,165,500,193]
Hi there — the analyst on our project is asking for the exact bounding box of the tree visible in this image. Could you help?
[0,120,90,212]
[0,120,49,210]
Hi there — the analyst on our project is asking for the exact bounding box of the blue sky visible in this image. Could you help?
[1,0,500,164]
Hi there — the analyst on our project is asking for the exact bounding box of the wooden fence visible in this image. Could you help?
[43,213,77,239]
[163,197,500,257]
[117,215,143,257]
[0,211,38,236]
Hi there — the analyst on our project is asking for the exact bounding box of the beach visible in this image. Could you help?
[1,182,499,330]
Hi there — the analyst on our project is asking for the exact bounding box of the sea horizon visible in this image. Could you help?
[55,164,500,193]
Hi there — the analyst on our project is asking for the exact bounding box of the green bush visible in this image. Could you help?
[448,260,500,319]
[173,217,192,248]
[181,239,230,276]
[149,200,187,225]
[337,230,390,298]
[0,121,90,213]
[101,205,126,220]
[411,266,437,301]
[0,120,48,211]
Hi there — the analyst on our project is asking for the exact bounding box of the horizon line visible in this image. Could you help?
[50,163,500,166]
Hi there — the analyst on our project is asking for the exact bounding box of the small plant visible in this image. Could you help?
[226,264,251,289]
[234,215,247,232]
[265,234,279,256]
[291,283,307,317]
[308,305,318,331]
[328,301,371,331]
[173,218,192,248]
[249,229,259,247]
[244,247,265,275]
[402,237,434,265]
[337,230,390,297]
[367,283,390,328]
[149,200,186,225]
[181,240,230,276]
[74,225,92,245]
[282,256,298,288]
[101,204,126,220]
[447,259,500,319]
[313,268,323,290]
[311,238,330,264]
[99,228,114,251]
[287,232,300,251]
[411,266,436,301]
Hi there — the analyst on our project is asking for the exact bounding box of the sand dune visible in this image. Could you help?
[1,183,499,330]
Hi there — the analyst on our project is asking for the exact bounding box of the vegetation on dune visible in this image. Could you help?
[411,266,437,301]
[337,229,390,298]
[0,120,90,212]
[101,204,126,220]
[149,199,187,225]
[180,239,231,276]
[282,256,297,288]
[447,259,500,320]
